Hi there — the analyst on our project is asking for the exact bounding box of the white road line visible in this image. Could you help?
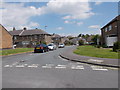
[28,65,38,68]
[71,65,84,70]
[42,66,52,68]
[4,65,13,67]
[12,62,19,65]
[28,64,39,68]
[55,66,66,69]
[91,66,108,71]
[16,65,25,68]
[57,65,66,67]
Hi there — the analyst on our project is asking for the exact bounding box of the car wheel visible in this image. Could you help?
[42,50,45,53]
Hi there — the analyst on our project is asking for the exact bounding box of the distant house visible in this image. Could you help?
[101,15,120,47]
[9,27,52,47]
[51,34,62,45]
[0,24,13,49]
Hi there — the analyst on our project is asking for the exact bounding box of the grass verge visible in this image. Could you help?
[0,48,34,56]
[74,45,119,59]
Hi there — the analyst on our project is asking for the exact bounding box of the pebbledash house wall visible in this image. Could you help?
[0,24,13,49]
[101,15,120,46]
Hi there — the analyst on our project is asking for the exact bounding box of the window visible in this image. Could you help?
[105,27,107,32]
[14,36,17,40]
[108,25,112,31]
[34,35,37,39]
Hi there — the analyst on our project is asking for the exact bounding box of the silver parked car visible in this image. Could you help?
[47,43,57,50]
[58,43,65,48]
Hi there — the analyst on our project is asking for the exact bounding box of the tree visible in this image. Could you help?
[78,40,84,46]
[78,34,82,37]
[91,34,100,45]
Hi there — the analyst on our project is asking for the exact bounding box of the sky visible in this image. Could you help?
[0,0,119,36]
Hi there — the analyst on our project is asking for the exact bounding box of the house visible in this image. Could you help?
[101,15,120,47]
[9,27,52,47]
[0,24,13,49]
[51,34,62,46]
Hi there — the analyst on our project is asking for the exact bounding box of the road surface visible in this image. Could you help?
[2,46,118,88]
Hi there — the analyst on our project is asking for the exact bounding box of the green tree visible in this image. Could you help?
[91,34,100,45]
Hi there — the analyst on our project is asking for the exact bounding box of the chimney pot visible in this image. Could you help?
[23,27,27,30]
[13,27,16,31]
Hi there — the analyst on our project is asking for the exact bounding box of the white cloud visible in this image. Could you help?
[43,0,95,20]
[64,20,70,24]
[88,25,100,29]
[95,2,103,5]
[1,1,94,30]
[76,22,83,26]
[64,20,83,26]
[1,3,42,30]
[56,27,64,30]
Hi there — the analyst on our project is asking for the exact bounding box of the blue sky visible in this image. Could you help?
[1,1,118,36]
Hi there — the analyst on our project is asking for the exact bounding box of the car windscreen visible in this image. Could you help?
[48,44,53,46]
[36,44,47,47]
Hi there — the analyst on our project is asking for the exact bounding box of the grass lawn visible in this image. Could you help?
[74,45,119,59]
[0,48,34,56]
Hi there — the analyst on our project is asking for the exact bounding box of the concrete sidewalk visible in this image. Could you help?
[60,46,120,68]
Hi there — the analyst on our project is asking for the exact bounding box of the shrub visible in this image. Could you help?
[78,40,84,46]
[96,45,101,48]
[64,40,73,45]
[41,41,46,44]
[113,42,120,52]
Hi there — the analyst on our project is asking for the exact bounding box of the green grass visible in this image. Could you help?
[0,48,34,56]
[74,45,119,59]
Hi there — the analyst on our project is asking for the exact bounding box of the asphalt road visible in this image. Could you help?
[2,46,118,88]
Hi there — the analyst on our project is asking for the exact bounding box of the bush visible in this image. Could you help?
[64,40,73,45]
[113,42,120,52]
[41,41,46,44]
[78,40,84,46]
[96,45,101,48]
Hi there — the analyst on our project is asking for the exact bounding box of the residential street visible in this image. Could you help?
[2,46,118,88]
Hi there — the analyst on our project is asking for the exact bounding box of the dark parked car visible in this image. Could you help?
[34,44,49,53]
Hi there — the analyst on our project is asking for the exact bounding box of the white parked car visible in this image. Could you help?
[58,44,65,48]
[47,43,57,50]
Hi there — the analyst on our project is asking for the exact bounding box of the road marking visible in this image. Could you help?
[42,66,52,68]
[71,65,84,70]
[16,65,25,68]
[55,65,66,69]
[55,66,66,69]
[91,66,108,71]
[28,64,39,68]
[4,65,13,67]
[12,62,19,65]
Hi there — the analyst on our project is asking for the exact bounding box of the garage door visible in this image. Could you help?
[106,37,117,47]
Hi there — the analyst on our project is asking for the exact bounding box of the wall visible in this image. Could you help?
[0,25,13,49]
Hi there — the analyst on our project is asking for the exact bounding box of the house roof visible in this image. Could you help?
[9,29,50,36]
[101,15,120,30]
[9,30,23,35]
[0,24,12,36]
[52,34,61,38]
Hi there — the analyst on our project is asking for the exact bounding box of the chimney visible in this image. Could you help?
[23,27,27,30]
[13,27,16,31]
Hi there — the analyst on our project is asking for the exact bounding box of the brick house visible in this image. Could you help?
[101,15,120,47]
[0,24,13,49]
[9,28,52,47]
[51,34,62,46]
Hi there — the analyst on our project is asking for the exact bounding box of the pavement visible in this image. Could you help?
[2,46,119,88]
[60,45,120,68]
